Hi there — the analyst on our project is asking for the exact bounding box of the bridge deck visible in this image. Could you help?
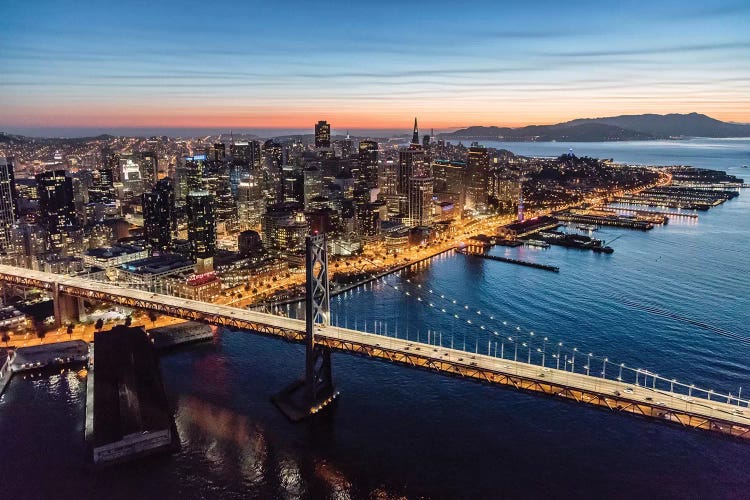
[1,264,748,439]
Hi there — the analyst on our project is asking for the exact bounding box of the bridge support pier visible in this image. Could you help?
[52,283,79,328]
[273,234,337,421]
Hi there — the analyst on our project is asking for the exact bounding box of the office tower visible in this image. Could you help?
[103,150,121,183]
[358,140,378,189]
[236,172,265,229]
[303,166,323,210]
[355,201,382,238]
[398,148,426,195]
[466,145,490,212]
[315,120,331,148]
[230,140,261,169]
[119,155,144,197]
[422,135,431,148]
[432,160,466,217]
[176,154,206,205]
[341,133,353,158]
[89,168,115,204]
[142,178,174,252]
[411,117,420,146]
[262,203,308,254]
[212,142,226,161]
[408,176,433,227]
[0,158,18,251]
[36,170,75,254]
[140,151,158,190]
[186,190,216,272]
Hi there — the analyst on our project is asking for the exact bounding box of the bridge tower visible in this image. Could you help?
[273,233,337,421]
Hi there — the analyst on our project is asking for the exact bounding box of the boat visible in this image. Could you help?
[526,239,550,248]
[576,224,598,231]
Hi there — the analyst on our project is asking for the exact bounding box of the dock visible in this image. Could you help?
[457,250,559,272]
[87,325,176,466]
[555,210,654,230]
[148,322,214,350]
[7,340,89,373]
[598,206,698,219]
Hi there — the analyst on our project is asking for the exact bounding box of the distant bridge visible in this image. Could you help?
[0,261,748,439]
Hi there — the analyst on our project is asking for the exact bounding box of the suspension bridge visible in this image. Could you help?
[0,235,748,439]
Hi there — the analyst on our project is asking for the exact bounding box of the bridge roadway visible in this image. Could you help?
[0,264,748,440]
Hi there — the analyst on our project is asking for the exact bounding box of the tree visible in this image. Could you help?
[244,284,251,292]
[124,316,132,327]
[1,330,9,346]
[147,311,158,325]
[94,318,104,332]
[66,323,74,339]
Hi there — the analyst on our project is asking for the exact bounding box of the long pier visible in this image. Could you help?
[0,264,748,441]
[597,206,699,219]
[457,250,559,272]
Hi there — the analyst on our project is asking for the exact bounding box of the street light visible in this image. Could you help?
[618,363,624,381]
[587,353,593,376]
[602,358,608,378]
[556,342,562,370]
[572,348,577,373]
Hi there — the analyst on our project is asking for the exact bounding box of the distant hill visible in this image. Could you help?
[0,132,116,144]
[445,113,750,142]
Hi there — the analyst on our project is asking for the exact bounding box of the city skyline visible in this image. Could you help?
[1,0,749,133]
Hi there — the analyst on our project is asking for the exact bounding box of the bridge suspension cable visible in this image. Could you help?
[323,252,750,408]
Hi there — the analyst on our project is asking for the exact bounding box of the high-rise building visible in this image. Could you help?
[303,166,323,210]
[212,143,226,161]
[466,145,490,212]
[262,202,308,254]
[140,151,158,190]
[411,117,420,146]
[408,176,433,227]
[398,148,426,195]
[143,178,174,252]
[230,140,261,169]
[315,120,331,148]
[36,170,75,254]
[176,154,206,205]
[186,190,216,272]
[358,140,378,189]
[432,160,466,217]
[0,157,18,251]
[89,168,115,204]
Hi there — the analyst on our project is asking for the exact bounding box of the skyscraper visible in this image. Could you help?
[466,145,490,212]
[140,151,158,190]
[0,157,18,251]
[358,140,378,189]
[143,178,174,252]
[411,117,420,146]
[186,190,216,272]
[315,120,331,148]
[398,148,426,195]
[36,170,75,254]
[408,176,433,227]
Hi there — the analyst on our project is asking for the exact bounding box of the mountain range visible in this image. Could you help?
[444,113,750,142]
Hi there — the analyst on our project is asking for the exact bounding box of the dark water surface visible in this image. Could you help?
[1,139,749,499]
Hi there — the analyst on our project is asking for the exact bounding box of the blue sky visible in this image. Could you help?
[1,0,748,132]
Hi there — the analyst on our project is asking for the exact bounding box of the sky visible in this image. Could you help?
[1,0,749,135]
